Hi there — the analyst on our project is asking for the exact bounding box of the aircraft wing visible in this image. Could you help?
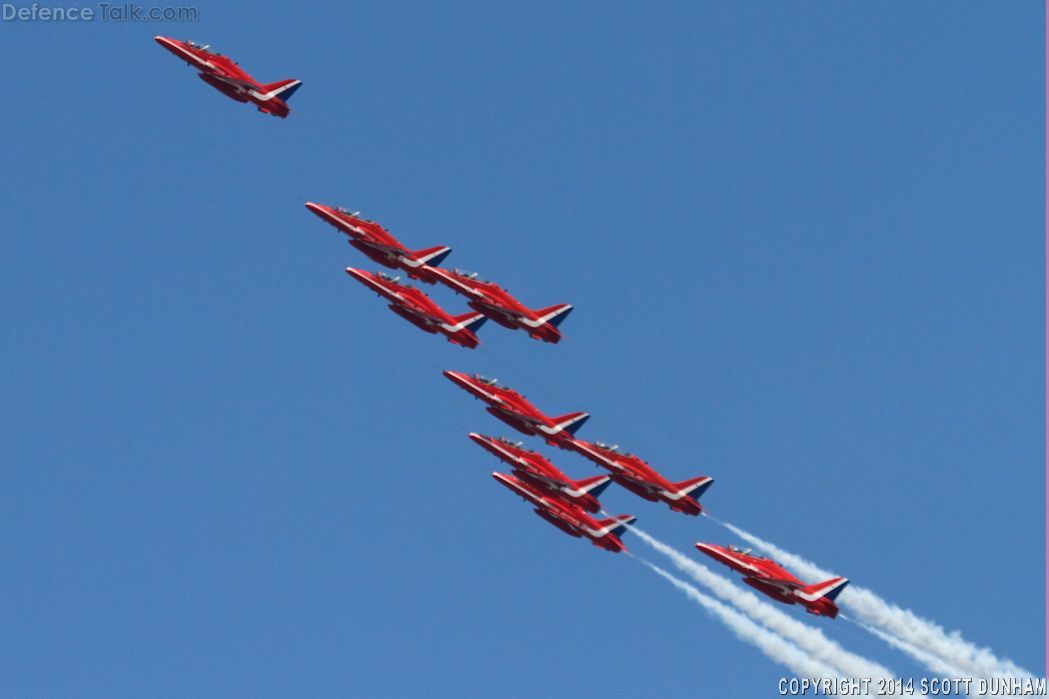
[615,472,663,495]
[749,575,800,590]
[475,302,522,324]
[520,470,570,490]
[357,238,402,252]
[203,72,258,92]
[392,299,440,324]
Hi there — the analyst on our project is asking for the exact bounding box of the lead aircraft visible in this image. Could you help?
[346,269,486,348]
[443,371,589,448]
[154,37,301,117]
[492,472,635,553]
[306,203,450,283]
[695,543,849,618]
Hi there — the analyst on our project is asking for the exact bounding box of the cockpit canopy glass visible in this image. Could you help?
[454,269,491,283]
[377,271,401,283]
[595,442,633,456]
[475,375,498,386]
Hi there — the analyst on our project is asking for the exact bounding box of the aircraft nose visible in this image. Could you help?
[344,267,368,283]
[444,370,476,390]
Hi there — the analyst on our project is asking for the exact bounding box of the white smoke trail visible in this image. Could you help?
[634,556,842,679]
[631,526,896,683]
[719,521,1034,680]
[854,622,967,677]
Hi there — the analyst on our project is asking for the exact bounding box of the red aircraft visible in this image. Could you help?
[695,543,849,618]
[492,472,635,553]
[469,433,610,513]
[430,267,572,343]
[154,37,301,118]
[346,269,487,349]
[443,371,589,447]
[568,440,713,516]
[306,203,451,283]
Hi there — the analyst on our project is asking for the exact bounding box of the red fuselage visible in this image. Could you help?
[469,433,607,513]
[431,268,570,343]
[695,544,845,618]
[306,203,448,284]
[346,269,483,348]
[568,440,709,516]
[443,371,587,448]
[155,36,300,118]
[492,473,631,553]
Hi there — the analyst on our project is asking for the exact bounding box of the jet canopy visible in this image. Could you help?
[475,375,499,386]
[336,207,364,218]
[454,269,492,283]
[595,442,633,456]
[186,40,211,51]
[377,271,401,283]
[728,545,757,557]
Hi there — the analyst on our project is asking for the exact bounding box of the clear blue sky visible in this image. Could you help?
[1,1,1043,695]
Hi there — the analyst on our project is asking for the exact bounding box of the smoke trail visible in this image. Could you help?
[631,526,896,682]
[719,521,1033,679]
[634,556,842,679]
[854,622,967,677]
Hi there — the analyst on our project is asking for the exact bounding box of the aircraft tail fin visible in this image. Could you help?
[259,79,302,102]
[673,476,714,500]
[444,311,487,335]
[595,514,637,539]
[572,475,612,500]
[552,411,589,435]
[535,303,573,328]
[455,311,487,334]
[412,246,453,267]
[797,577,849,602]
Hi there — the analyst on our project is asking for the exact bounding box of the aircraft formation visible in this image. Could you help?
[155,37,849,620]
[305,202,574,347]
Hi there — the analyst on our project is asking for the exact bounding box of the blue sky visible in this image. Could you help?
[1,1,1043,695]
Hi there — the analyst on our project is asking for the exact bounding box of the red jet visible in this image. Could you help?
[346,269,487,349]
[443,371,589,447]
[469,433,610,513]
[695,543,849,618]
[306,203,451,283]
[492,472,635,553]
[154,37,301,118]
[430,267,572,343]
[568,440,713,516]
